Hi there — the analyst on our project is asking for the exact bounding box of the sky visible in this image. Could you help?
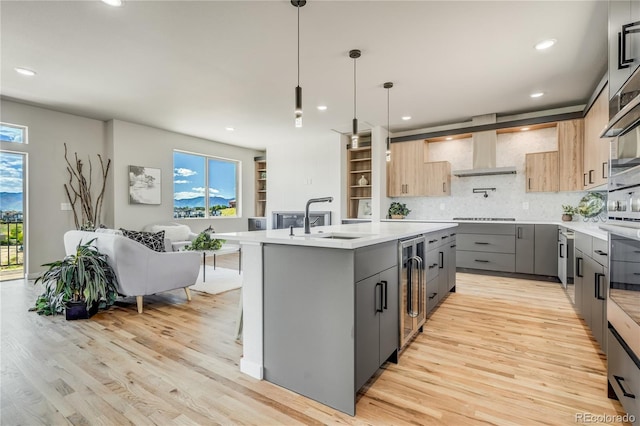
[0,152,23,193]
[173,152,237,201]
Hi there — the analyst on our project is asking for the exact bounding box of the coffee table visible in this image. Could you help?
[198,245,241,281]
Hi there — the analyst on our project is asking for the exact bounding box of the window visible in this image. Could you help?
[173,151,239,219]
[0,123,27,144]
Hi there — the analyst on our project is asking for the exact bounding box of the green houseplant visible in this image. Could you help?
[184,230,225,251]
[31,238,118,319]
[561,205,578,222]
[388,202,411,219]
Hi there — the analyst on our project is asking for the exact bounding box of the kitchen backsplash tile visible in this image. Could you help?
[393,127,596,221]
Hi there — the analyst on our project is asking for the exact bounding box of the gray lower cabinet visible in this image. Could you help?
[534,224,559,276]
[515,224,534,274]
[355,266,398,391]
[456,224,516,272]
[607,327,640,421]
[573,232,608,353]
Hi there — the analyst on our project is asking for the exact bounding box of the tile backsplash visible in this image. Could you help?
[392,127,598,221]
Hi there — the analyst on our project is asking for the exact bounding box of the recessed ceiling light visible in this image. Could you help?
[521,127,530,131]
[101,0,122,6]
[530,92,544,98]
[401,116,412,121]
[225,127,235,131]
[535,39,556,50]
[317,105,327,111]
[14,67,36,76]
[446,137,453,140]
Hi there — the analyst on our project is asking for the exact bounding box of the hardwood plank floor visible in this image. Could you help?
[1,272,630,425]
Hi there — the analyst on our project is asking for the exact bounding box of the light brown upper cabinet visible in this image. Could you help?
[526,151,559,192]
[557,119,584,191]
[583,85,611,189]
[424,161,451,196]
[387,140,426,197]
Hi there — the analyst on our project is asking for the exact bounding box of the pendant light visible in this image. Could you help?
[292,0,306,128]
[384,82,393,162]
[349,49,361,148]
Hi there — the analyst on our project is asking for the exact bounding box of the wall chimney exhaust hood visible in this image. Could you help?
[452,114,517,177]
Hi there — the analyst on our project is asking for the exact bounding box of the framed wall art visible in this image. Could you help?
[129,165,161,205]
[357,199,372,219]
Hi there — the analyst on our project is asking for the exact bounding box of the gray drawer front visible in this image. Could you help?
[457,251,515,272]
[355,241,397,282]
[425,232,442,249]
[457,234,515,254]
[426,249,440,279]
[592,238,609,266]
[426,277,439,314]
[456,223,515,235]
[575,232,593,256]
[607,328,640,421]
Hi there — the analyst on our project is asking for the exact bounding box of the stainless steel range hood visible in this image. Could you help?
[452,114,517,177]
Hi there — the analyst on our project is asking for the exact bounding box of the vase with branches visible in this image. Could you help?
[63,143,111,230]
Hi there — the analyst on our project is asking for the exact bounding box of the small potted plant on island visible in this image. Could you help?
[388,202,411,219]
[561,205,578,222]
[31,239,118,319]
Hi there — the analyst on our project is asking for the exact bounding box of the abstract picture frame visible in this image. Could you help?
[357,199,372,219]
[129,165,161,205]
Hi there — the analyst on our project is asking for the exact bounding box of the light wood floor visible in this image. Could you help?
[1,272,629,425]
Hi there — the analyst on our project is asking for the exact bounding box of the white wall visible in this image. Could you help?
[265,131,342,227]
[109,120,262,234]
[1,100,106,277]
[390,127,592,221]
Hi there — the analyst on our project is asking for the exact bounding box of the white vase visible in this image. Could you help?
[358,175,368,186]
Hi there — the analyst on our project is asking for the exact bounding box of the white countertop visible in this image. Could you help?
[381,219,609,241]
[217,222,457,249]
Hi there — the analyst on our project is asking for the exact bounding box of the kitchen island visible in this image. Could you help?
[217,221,457,415]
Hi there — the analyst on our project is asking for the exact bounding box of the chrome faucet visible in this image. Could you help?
[304,197,333,234]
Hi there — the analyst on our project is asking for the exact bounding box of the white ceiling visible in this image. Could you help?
[0,1,608,150]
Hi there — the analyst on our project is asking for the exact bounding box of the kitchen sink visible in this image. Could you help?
[294,232,374,240]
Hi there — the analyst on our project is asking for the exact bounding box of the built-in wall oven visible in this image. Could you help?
[398,236,426,349]
[602,68,640,421]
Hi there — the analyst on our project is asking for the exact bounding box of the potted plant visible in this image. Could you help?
[388,202,411,219]
[184,230,225,251]
[561,205,578,222]
[31,238,118,320]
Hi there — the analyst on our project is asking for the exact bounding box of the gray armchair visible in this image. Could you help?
[64,230,201,313]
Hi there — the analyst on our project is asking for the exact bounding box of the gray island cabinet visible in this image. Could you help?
[217,221,457,416]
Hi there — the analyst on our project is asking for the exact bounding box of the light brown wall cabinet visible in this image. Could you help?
[255,159,267,217]
[424,161,451,196]
[557,119,584,191]
[347,146,372,219]
[387,140,425,197]
[583,85,611,189]
[525,151,559,192]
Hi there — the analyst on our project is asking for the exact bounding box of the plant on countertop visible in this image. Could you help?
[184,230,225,251]
[30,238,118,316]
[388,202,411,218]
[562,205,578,215]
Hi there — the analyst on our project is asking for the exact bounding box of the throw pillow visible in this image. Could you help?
[149,223,191,242]
[120,229,165,252]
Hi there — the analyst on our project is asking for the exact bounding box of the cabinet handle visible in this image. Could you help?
[517,227,523,239]
[474,259,489,263]
[450,244,456,248]
[474,242,489,245]
[439,251,444,269]
[428,264,437,269]
[375,282,383,313]
[619,22,640,69]
[429,239,438,244]
[594,250,608,256]
[382,280,388,310]
[594,273,605,301]
[589,170,594,184]
[528,178,531,190]
[441,235,449,240]
[442,182,446,193]
[559,243,564,259]
[576,257,583,277]
[614,375,636,399]
[602,162,608,179]
[583,173,588,187]
[428,292,437,300]
[634,273,640,276]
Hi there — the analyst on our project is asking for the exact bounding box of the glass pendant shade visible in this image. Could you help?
[295,85,302,128]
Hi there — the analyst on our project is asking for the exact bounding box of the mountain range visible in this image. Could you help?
[173,196,233,208]
[0,192,23,211]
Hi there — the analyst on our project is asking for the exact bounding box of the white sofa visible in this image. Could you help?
[64,230,201,313]
[142,222,198,251]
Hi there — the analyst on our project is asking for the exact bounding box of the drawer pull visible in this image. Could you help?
[613,375,636,399]
[428,264,437,269]
[594,250,608,256]
[441,235,449,240]
[474,242,489,245]
[429,239,438,244]
[450,244,457,248]
[633,273,640,276]
[428,292,437,300]
[474,259,489,263]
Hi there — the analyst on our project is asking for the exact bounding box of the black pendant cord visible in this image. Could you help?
[387,86,390,149]
[297,4,300,87]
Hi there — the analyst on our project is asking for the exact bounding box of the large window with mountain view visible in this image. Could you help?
[173,151,239,219]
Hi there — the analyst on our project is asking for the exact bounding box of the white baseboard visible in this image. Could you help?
[240,357,263,380]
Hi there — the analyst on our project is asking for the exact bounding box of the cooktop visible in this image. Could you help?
[452,217,516,221]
